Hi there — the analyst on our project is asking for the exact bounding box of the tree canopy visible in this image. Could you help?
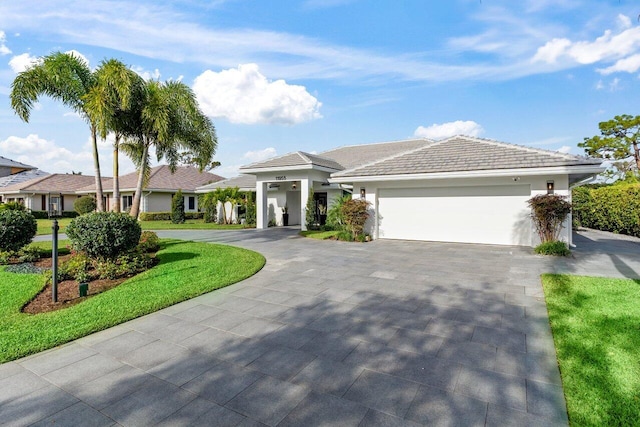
[579,114,640,181]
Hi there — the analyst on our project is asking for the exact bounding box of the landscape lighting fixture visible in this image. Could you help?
[547,181,554,194]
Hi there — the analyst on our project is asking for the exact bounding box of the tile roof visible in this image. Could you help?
[197,174,257,191]
[0,169,50,188]
[319,138,432,170]
[332,135,603,178]
[0,173,97,193]
[240,151,343,171]
[79,165,225,192]
[0,156,36,170]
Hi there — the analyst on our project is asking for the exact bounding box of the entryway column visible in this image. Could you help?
[300,178,311,231]
[257,181,268,229]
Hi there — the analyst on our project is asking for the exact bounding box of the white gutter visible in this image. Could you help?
[569,175,598,189]
[329,165,605,183]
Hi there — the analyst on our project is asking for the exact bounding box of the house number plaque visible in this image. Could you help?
[275,176,287,180]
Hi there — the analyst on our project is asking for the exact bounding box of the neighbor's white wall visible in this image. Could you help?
[144,193,171,212]
[355,174,570,246]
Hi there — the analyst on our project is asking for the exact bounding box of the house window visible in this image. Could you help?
[41,195,46,211]
[188,196,195,210]
[122,195,133,211]
[49,196,61,216]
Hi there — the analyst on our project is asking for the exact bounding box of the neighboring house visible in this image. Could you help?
[196,174,257,223]
[0,157,51,204]
[239,135,604,247]
[0,156,35,179]
[77,165,224,213]
[0,174,97,215]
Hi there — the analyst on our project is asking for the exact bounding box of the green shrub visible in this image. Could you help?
[17,245,41,263]
[171,190,185,224]
[585,184,640,237]
[137,231,160,253]
[199,192,218,223]
[95,252,154,280]
[340,199,371,239]
[0,201,26,211]
[66,212,141,260]
[0,210,37,252]
[74,196,97,215]
[571,186,592,229]
[58,252,92,281]
[534,240,571,256]
[305,189,318,230]
[29,211,78,219]
[527,194,571,243]
[326,194,351,231]
[0,251,11,265]
[245,197,256,226]
[5,263,43,274]
[336,230,354,242]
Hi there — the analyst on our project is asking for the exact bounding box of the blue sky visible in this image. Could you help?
[0,0,639,178]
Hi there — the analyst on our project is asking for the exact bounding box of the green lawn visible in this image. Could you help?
[299,230,340,240]
[542,274,640,426]
[36,218,250,235]
[0,239,265,362]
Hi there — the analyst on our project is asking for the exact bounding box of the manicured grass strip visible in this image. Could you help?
[36,218,72,235]
[36,218,251,235]
[0,239,265,362]
[542,274,640,426]
[299,230,340,240]
[140,221,250,231]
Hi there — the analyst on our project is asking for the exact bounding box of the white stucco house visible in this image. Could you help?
[236,135,604,247]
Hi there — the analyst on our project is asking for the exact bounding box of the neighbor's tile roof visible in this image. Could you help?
[197,174,256,191]
[0,173,97,193]
[332,135,603,178]
[240,151,344,171]
[0,156,36,170]
[0,169,50,188]
[79,165,225,192]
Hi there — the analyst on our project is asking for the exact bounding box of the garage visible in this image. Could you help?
[377,185,532,246]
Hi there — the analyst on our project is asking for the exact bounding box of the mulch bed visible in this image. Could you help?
[19,254,154,315]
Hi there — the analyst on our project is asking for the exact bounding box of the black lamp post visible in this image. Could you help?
[52,219,59,303]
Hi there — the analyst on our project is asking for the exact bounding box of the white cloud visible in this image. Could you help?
[598,53,640,75]
[556,145,572,154]
[0,134,93,174]
[243,147,277,162]
[0,30,10,55]
[532,27,640,65]
[414,120,484,140]
[596,80,604,90]
[193,64,322,125]
[618,14,632,30]
[132,65,160,81]
[8,52,38,73]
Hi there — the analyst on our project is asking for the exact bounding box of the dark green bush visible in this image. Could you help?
[30,211,78,219]
[74,196,97,215]
[137,231,160,253]
[0,210,37,252]
[66,212,141,260]
[586,184,640,237]
[171,190,185,224]
[58,252,92,281]
[534,241,571,256]
[17,245,41,263]
[571,186,592,229]
[0,201,26,211]
[245,198,256,226]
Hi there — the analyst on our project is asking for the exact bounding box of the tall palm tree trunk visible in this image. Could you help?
[129,140,149,218]
[91,125,105,212]
[112,134,121,212]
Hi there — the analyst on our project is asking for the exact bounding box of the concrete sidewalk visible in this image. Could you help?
[2,229,574,426]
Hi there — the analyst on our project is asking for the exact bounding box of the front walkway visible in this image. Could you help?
[2,229,574,426]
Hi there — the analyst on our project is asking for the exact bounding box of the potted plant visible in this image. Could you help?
[318,204,327,226]
[282,205,289,226]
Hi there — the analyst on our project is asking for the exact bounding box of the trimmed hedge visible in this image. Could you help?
[0,210,37,252]
[66,212,142,260]
[572,184,640,237]
[139,211,204,221]
[30,211,78,219]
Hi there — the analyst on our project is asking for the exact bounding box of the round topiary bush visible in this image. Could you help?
[0,209,37,252]
[74,196,97,215]
[66,212,141,260]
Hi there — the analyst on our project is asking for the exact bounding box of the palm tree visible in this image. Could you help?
[84,60,144,212]
[124,80,217,218]
[10,52,107,211]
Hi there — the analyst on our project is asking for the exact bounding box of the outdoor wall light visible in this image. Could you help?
[360,187,366,199]
[291,183,297,190]
[547,180,554,194]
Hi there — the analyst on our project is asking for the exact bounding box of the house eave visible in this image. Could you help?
[240,164,341,174]
[329,165,606,183]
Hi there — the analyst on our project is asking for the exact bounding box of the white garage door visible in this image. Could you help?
[377,185,531,246]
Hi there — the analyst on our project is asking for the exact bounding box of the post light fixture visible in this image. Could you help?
[547,180,554,194]
[360,187,366,199]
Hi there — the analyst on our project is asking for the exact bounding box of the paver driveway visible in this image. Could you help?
[2,228,569,426]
